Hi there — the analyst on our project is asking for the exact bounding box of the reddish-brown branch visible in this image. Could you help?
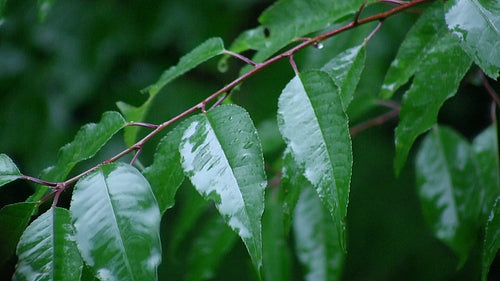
[350,108,400,137]
[481,72,500,108]
[29,0,434,204]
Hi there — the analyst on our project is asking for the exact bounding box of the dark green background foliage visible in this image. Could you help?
[0,0,499,280]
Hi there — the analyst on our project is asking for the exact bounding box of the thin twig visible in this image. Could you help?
[127,122,159,129]
[31,0,435,204]
[210,92,230,110]
[224,50,258,66]
[354,1,367,23]
[289,55,299,75]
[364,21,384,44]
[379,0,409,5]
[350,108,400,137]
[130,147,142,166]
[21,175,58,187]
[481,71,500,108]
[376,99,401,110]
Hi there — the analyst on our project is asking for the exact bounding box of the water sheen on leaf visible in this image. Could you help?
[185,213,237,281]
[321,44,366,108]
[228,0,366,64]
[445,0,500,78]
[394,33,471,175]
[472,126,500,220]
[179,104,267,274]
[380,3,447,99]
[13,207,82,281]
[416,126,481,266]
[482,196,500,281]
[0,202,36,267]
[293,187,344,281]
[143,119,194,214]
[0,154,21,188]
[70,163,161,281]
[117,37,225,145]
[277,70,352,250]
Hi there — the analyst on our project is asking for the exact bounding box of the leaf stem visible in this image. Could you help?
[127,122,159,129]
[350,108,400,137]
[21,175,58,187]
[26,0,435,203]
[481,71,500,108]
[224,50,258,66]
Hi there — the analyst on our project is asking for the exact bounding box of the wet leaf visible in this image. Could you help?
[293,187,344,281]
[280,147,309,232]
[380,3,447,99]
[37,0,56,22]
[472,126,500,220]
[277,70,352,250]
[394,33,471,175]
[13,207,82,281]
[70,163,161,281]
[321,44,366,108]
[0,202,36,267]
[227,0,366,63]
[482,196,500,281]
[415,126,481,266]
[179,104,267,274]
[117,37,225,145]
[262,188,291,281]
[27,111,126,202]
[0,154,21,187]
[445,0,500,79]
[185,213,237,281]
[143,119,194,214]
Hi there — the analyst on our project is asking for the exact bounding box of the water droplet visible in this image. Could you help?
[313,42,324,49]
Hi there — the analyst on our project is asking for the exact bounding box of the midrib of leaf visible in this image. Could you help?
[204,113,257,255]
[434,128,460,232]
[469,0,500,38]
[101,169,135,280]
[299,77,340,214]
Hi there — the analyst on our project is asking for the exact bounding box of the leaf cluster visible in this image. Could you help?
[0,0,499,280]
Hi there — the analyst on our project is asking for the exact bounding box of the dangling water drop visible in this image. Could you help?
[314,41,324,49]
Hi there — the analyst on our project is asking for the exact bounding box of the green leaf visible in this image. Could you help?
[168,185,208,256]
[321,44,366,108]
[445,0,500,79]
[185,213,237,281]
[228,0,365,63]
[394,33,471,175]
[13,207,82,281]
[482,196,500,281]
[117,37,225,146]
[262,188,291,281]
[415,126,482,266]
[472,125,500,220]
[179,104,267,273]
[277,70,352,250]
[70,163,162,281]
[279,147,309,232]
[0,0,6,22]
[293,187,344,281]
[0,154,21,187]
[27,111,126,202]
[37,0,56,22]
[43,111,126,183]
[0,203,36,267]
[380,3,447,99]
[143,119,193,214]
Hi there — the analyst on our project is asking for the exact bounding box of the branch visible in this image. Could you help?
[481,71,500,108]
[31,0,435,204]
